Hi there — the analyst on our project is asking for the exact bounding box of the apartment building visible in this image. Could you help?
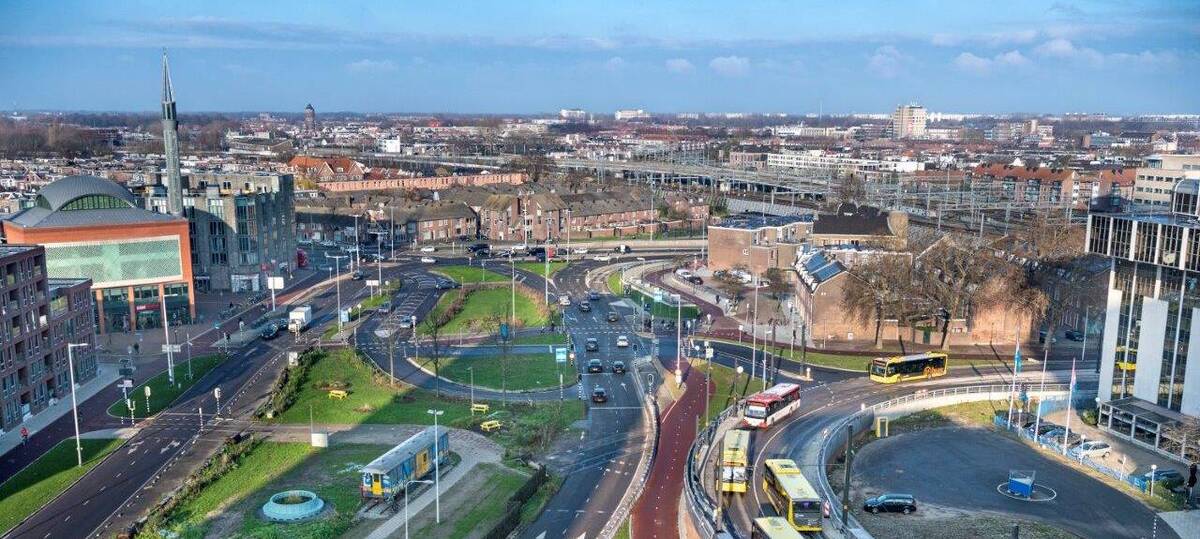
[767,150,924,175]
[890,104,927,139]
[1131,154,1200,208]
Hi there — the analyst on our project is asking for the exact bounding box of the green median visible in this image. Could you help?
[107,354,226,417]
[0,438,122,535]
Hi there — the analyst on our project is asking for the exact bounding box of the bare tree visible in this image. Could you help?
[912,235,1011,350]
[842,257,914,349]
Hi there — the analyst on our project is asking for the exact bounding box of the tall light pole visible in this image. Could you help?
[159,294,175,385]
[404,479,433,539]
[326,253,347,330]
[565,208,571,264]
[426,408,444,524]
[390,206,396,262]
[353,213,360,273]
[67,342,89,467]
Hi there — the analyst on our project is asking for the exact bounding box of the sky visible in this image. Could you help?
[0,0,1197,114]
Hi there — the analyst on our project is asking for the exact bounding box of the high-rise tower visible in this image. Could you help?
[161,50,183,216]
[304,103,316,133]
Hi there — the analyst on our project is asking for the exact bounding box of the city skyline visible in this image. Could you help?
[1,0,1198,114]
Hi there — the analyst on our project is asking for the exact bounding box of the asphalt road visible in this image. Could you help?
[853,427,1178,539]
[4,259,391,539]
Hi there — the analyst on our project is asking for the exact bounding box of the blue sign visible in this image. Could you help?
[499,323,509,340]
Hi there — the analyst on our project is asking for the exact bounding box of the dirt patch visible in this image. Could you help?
[855,510,1077,539]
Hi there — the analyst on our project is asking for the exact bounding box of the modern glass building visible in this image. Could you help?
[2,175,194,333]
[1086,178,1200,463]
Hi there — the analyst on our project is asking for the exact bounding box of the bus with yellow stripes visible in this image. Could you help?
[717,430,751,493]
[762,459,823,532]
[869,352,948,383]
[751,516,804,539]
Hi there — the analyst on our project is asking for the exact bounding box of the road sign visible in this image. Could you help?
[555,347,568,364]
[162,344,182,353]
[144,386,152,397]
[214,387,222,400]
[119,379,133,389]
[267,276,285,290]
[366,279,380,287]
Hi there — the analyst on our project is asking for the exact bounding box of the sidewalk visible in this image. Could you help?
[1041,408,1187,476]
[0,362,121,455]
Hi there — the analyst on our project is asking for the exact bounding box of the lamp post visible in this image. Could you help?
[403,479,434,539]
[67,342,89,466]
[1151,464,1158,498]
[325,253,347,330]
[427,408,444,523]
[468,366,475,407]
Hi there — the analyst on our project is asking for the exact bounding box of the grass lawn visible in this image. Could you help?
[0,438,122,535]
[628,288,700,319]
[107,354,226,417]
[428,287,549,335]
[513,261,568,278]
[691,359,745,425]
[703,337,1002,373]
[155,441,389,539]
[433,265,509,284]
[510,333,569,345]
[350,282,401,317]
[272,348,475,427]
[607,271,624,296]
[412,462,528,538]
[430,353,565,391]
[888,399,1011,432]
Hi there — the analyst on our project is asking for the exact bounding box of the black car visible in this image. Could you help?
[585,338,599,352]
[591,385,608,403]
[587,358,603,373]
[474,249,491,258]
[613,361,626,374]
[435,279,460,290]
[351,270,364,280]
[1064,329,1084,341]
[259,321,282,340]
[578,301,592,312]
[863,494,917,514]
[687,275,704,285]
[607,312,620,323]
[588,290,601,301]
[469,242,490,253]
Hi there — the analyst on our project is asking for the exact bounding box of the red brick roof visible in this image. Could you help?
[972,163,1075,182]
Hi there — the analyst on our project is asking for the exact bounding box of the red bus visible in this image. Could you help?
[742,383,802,429]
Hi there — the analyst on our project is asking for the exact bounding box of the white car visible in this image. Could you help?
[1070,441,1112,459]
[512,244,528,252]
[420,246,436,253]
[675,269,693,279]
[558,295,571,306]
[593,255,612,262]
[572,247,589,254]
[421,257,437,264]
[616,335,629,347]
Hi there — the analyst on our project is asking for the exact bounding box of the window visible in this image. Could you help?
[59,195,129,211]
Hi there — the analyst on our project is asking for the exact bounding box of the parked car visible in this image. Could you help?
[578,301,592,313]
[1070,440,1112,459]
[421,257,437,264]
[378,301,392,314]
[687,276,704,285]
[494,249,512,258]
[588,290,601,301]
[1025,422,1060,438]
[613,361,626,374]
[351,270,364,280]
[675,268,693,279]
[616,335,629,347]
[420,246,436,253]
[863,494,917,514]
[593,255,612,262]
[607,312,620,322]
[585,338,599,352]
[435,279,459,290]
[573,247,589,254]
[559,295,571,307]
[1041,428,1082,447]
[474,249,492,258]
[1144,468,1185,486]
[587,359,603,373]
[591,385,608,403]
[469,243,490,253]
[1064,330,1084,342]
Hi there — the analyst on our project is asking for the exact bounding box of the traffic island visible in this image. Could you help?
[105,353,227,418]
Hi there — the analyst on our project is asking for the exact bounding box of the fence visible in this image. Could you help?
[682,402,740,538]
[482,465,548,539]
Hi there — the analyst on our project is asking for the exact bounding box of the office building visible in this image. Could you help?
[890,104,927,139]
[1086,179,1200,462]
[1132,154,1200,208]
[0,245,97,432]
[614,109,650,121]
[2,176,194,333]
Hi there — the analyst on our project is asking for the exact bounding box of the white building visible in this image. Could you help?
[767,150,925,175]
[559,108,587,121]
[614,109,650,121]
[1132,154,1200,208]
[890,104,927,139]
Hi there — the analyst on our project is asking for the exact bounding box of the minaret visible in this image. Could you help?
[161,50,183,216]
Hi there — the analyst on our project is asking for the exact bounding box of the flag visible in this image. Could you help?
[1014,342,1022,374]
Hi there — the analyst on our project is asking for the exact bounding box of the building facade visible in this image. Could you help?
[0,246,97,432]
[890,104,927,139]
[1131,154,1200,208]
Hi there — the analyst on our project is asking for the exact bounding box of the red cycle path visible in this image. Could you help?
[631,360,711,538]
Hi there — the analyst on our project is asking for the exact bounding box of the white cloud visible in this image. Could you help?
[866,46,908,78]
[932,29,1037,48]
[345,58,396,72]
[1033,38,1173,67]
[665,58,694,74]
[953,49,1030,75]
[603,56,626,71]
[709,55,750,77]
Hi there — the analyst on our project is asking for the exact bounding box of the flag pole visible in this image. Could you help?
[1062,357,1077,455]
[1006,331,1022,429]
[1032,344,1049,444]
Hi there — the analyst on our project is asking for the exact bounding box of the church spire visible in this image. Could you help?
[161,49,175,105]
[160,49,183,216]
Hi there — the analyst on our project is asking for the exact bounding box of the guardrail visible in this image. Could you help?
[599,356,660,539]
[683,402,739,538]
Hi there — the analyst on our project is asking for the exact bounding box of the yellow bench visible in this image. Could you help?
[480,420,503,432]
[328,390,348,400]
[471,403,490,415]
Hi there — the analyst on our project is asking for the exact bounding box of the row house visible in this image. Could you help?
[968,163,1078,206]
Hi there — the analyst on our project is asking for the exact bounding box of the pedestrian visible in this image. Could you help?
[20,426,28,445]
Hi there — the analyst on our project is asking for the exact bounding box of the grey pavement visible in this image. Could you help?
[0,362,120,456]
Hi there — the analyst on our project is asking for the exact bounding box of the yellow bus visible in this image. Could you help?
[717,430,751,493]
[869,352,948,383]
[750,516,803,539]
[762,459,823,532]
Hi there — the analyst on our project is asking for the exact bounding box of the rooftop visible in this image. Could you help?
[712,213,812,230]
[0,245,39,258]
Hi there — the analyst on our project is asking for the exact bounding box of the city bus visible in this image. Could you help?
[717,429,751,493]
[868,352,948,384]
[742,383,802,429]
[762,459,823,532]
[750,517,804,539]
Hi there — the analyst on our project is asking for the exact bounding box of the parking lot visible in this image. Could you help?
[851,426,1178,539]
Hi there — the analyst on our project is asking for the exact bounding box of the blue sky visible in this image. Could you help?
[0,0,1197,114]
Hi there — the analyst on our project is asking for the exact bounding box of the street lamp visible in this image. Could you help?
[404,479,434,539]
[325,253,347,330]
[1151,464,1158,498]
[467,366,475,407]
[67,342,89,467]
[426,408,444,524]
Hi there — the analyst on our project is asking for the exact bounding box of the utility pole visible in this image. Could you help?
[67,343,89,466]
[842,423,854,531]
[326,253,346,330]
